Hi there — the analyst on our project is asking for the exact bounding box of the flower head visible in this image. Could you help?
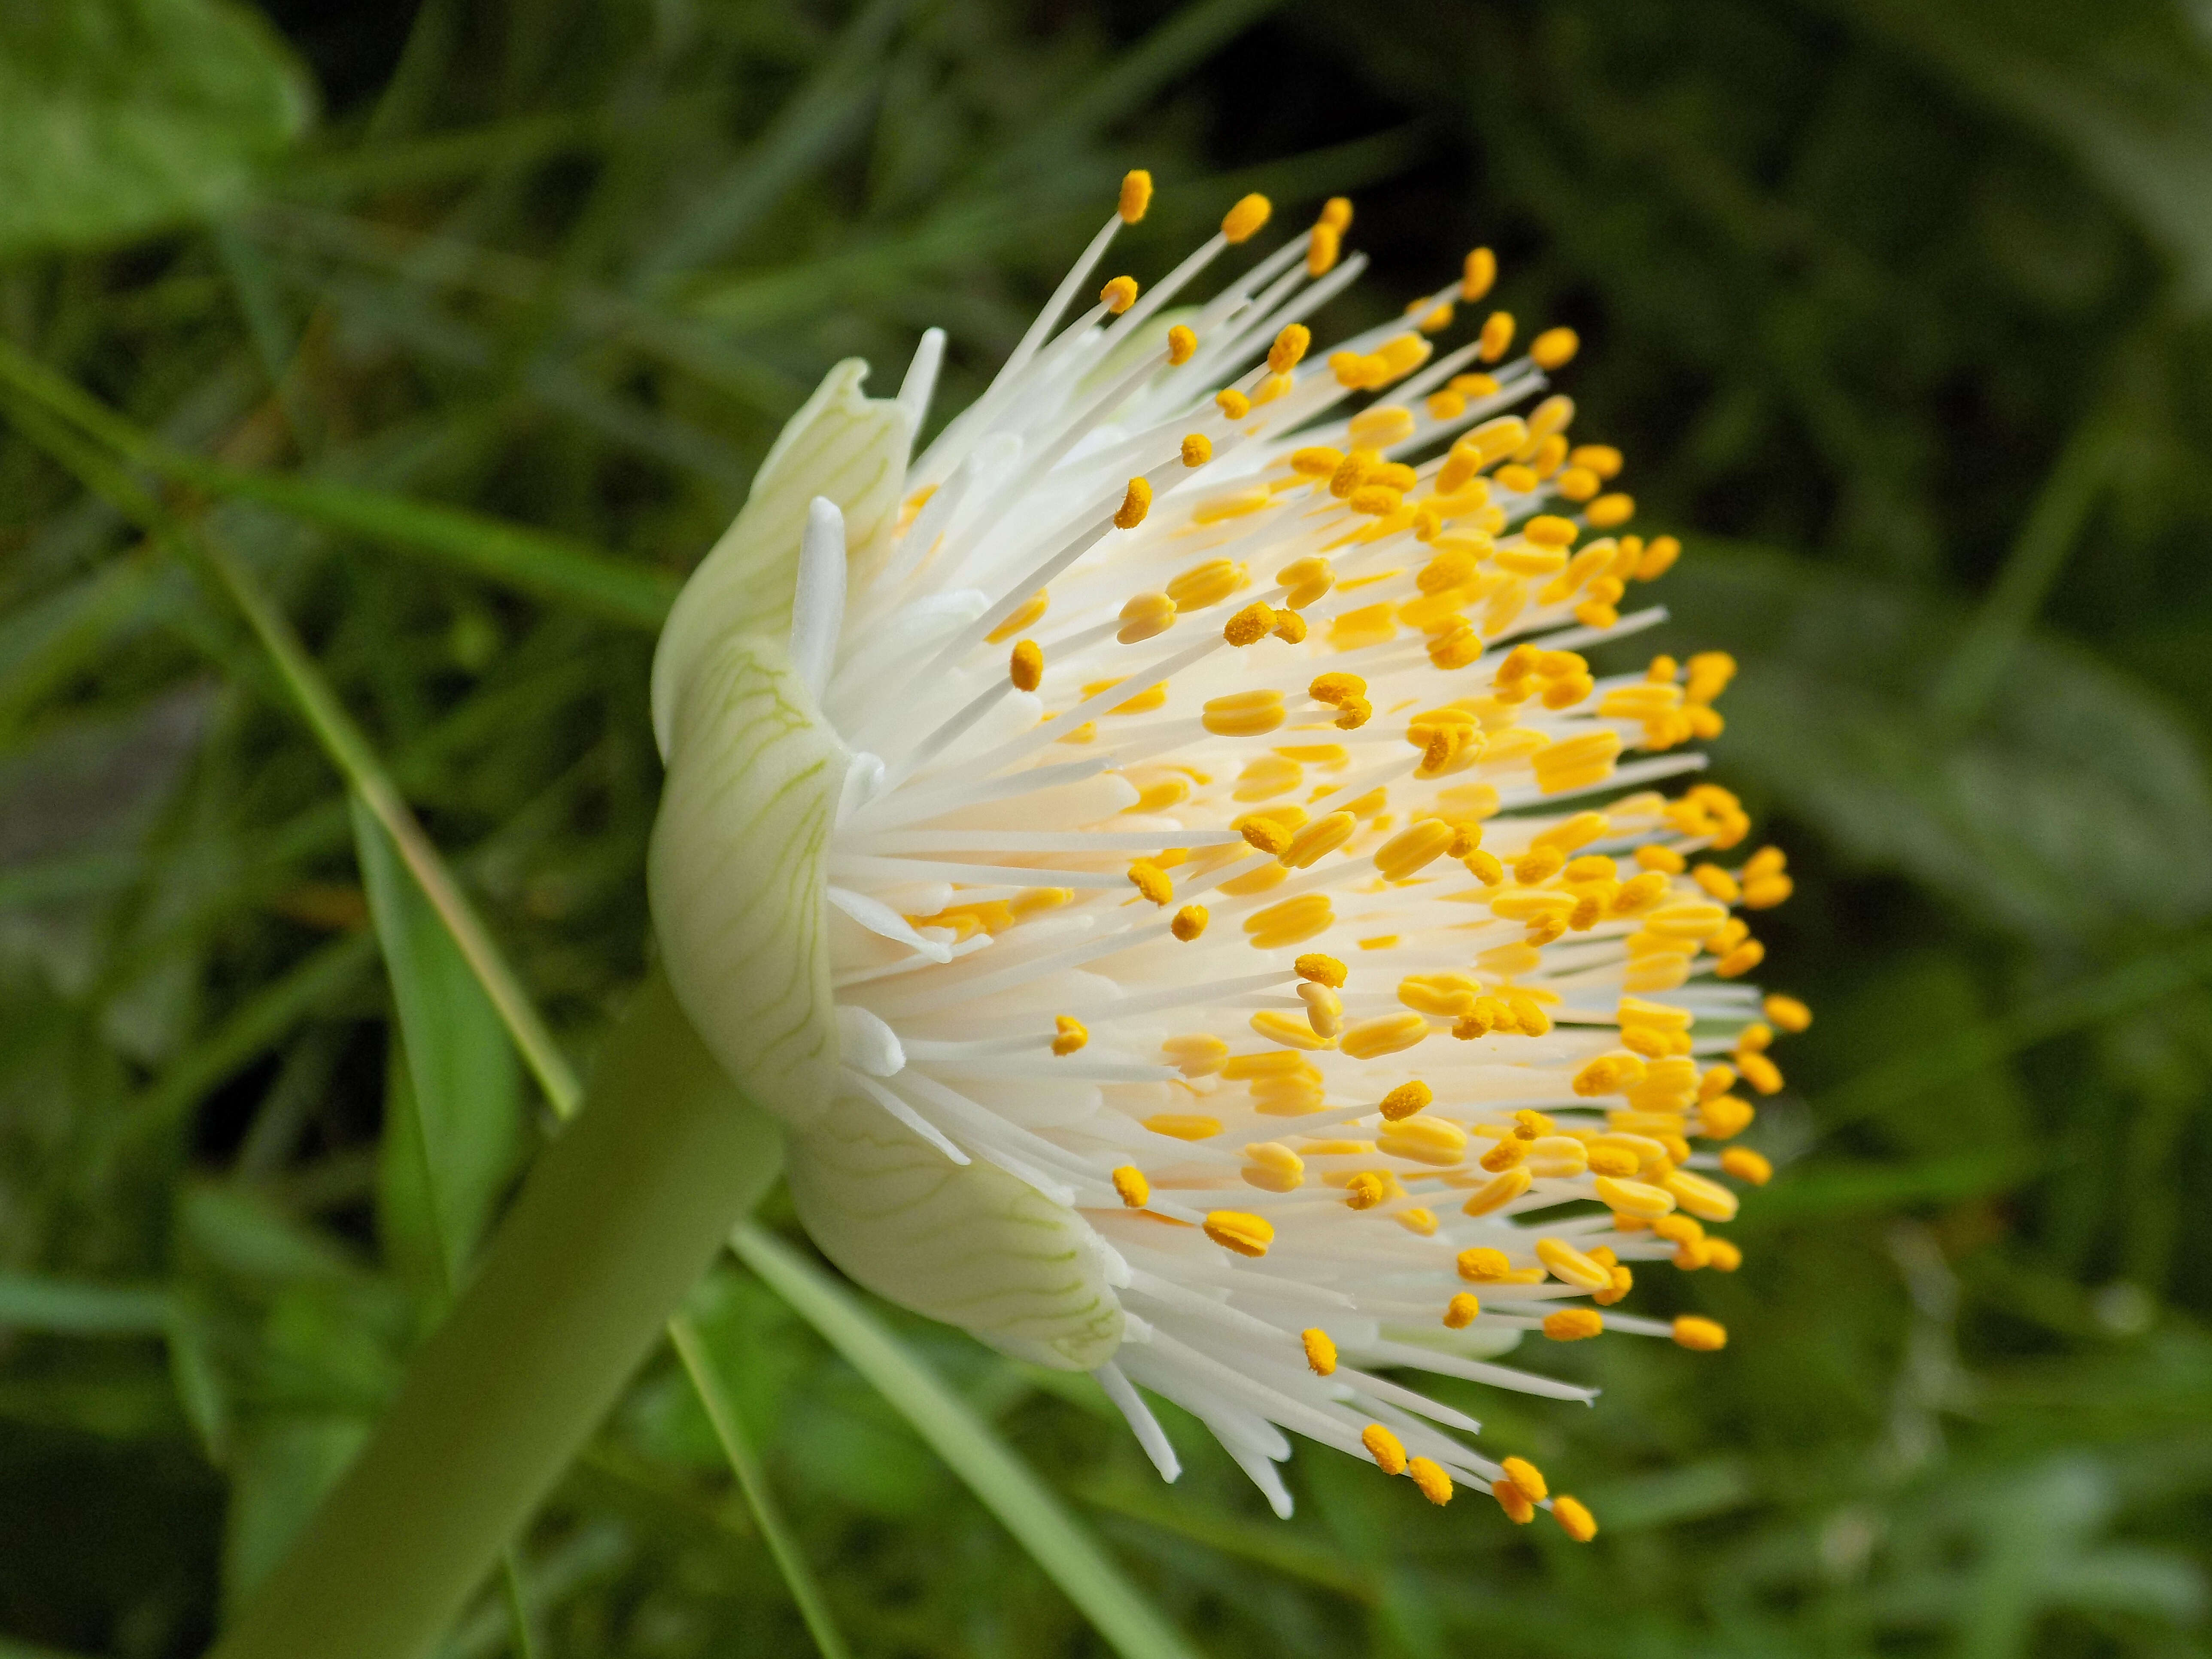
[649,174,1805,1532]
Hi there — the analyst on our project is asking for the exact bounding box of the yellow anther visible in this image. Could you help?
[1636,534,1681,579]
[1143,1113,1221,1141]
[1594,1174,1676,1219]
[1344,1170,1391,1210]
[1319,196,1353,231]
[1552,1495,1598,1541]
[1241,1139,1307,1191]
[1522,515,1578,550]
[1347,483,1403,516]
[1175,431,1212,469]
[1378,1079,1431,1121]
[1252,1006,1330,1051]
[1009,638,1044,692]
[1543,1308,1604,1341]
[1289,448,1342,480]
[1462,848,1504,885]
[1349,404,1418,448]
[1204,1209,1274,1257]
[1715,941,1765,979]
[1478,310,1516,363]
[1362,1423,1409,1475]
[1460,1167,1531,1215]
[1221,192,1272,243]
[1339,1013,1431,1060]
[1570,443,1623,479]
[1269,553,1332,611]
[1764,993,1811,1032]
[1268,323,1311,374]
[1535,1238,1614,1292]
[1111,1165,1149,1207]
[1297,981,1344,1039]
[1167,324,1197,365]
[1245,892,1334,949]
[1500,1455,1548,1501]
[1407,1457,1454,1506]
[1301,1328,1338,1376]
[1307,221,1342,276]
[1223,601,1278,647]
[1283,811,1357,868]
[1280,957,1344,996]
[1698,1094,1754,1138]
[1161,1034,1229,1077]
[1664,1168,1740,1223]
[1456,1248,1510,1282]
[1116,591,1177,645]
[1378,1115,1468,1166]
[1051,1015,1088,1055]
[985,590,1049,643]
[1118,170,1153,222]
[1443,1292,1480,1329]
[1672,1315,1727,1352]
[1478,1135,1527,1173]
[1693,863,1741,903]
[1721,1146,1772,1185]
[1373,819,1458,880]
[1492,1479,1535,1524]
[1581,492,1632,529]
[1203,689,1286,737]
[1240,816,1293,857]
[1114,477,1152,529]
[1215,387,1251,419]
[1332,696,1372,732]
[1308,672,1366,707]
[1100,275,1139,314]
[1462,246,1497,301]
[1530,326,1580,369]
[1703,1238,1744,1272]
[1554,465,1601,503]
[1127,859,1173,905]
[1160,904,1205,945]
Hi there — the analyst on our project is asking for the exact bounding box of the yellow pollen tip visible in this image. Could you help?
[1127,859,1173,905]
[1361,1423,1408,1475]
[1118,170,1153,223]
[1051,1015,1088,1056]
[1171,903,1209,942]
[1492,1480,1535,1524]
[1114,477,1152,529]
[1320,195,1353,231]
[1300,1328,1338,1376]
[1443,1292,1480,1329]
[1462,246,1497,301]
[1268,322,1311,374]
[1294,952,1347,988]
[1501,1456,1548,1501]
[1224,600,1277,646]
[1203,1209,1273,1257]
[1531,326,1580,369]
[1215,387,1251,419]
[1221,192,1273,243]
[1543,1308,1604,1342]
[1182,432,1212,467]
[1100,275,1139,314]
[1407,1457,1454,1506]
[1167,324,1197,365]
[1009,638,1043,692]
[1111,1165,1149,1207]
[1379,1079,1432,1121]
[1763,993,1812,1031]
[1552,1495,1598,1542]
[1240,816,1292,856]
[1720,1146,1772,1185]
[1307,222,1341,276]
[1672,1314,1728,1351]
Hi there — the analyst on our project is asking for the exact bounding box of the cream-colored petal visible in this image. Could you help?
[651,358,912,758]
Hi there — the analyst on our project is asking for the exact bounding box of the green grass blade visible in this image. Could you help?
[0,1275,172,1336]
[0,336,673,629]
[668,1313,854,1659]
[730,1222,1202,1659]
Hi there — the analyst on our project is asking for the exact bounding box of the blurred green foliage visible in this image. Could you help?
[2,0,2210,1655]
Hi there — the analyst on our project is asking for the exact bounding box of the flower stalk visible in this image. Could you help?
[210,971,784,1659]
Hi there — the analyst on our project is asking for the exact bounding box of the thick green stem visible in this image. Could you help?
[209,972,784,1659]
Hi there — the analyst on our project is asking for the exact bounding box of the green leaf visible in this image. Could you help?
[0,1273,170,1335]
[1667,542,2212,938]
[352,796,523,1298]
[730,1222,1201,1659]
[0,0,310,259]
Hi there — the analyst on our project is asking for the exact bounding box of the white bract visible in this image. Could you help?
[650,176,1806,1534]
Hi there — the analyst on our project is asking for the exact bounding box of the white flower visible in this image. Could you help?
[648,174,1808,1536]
